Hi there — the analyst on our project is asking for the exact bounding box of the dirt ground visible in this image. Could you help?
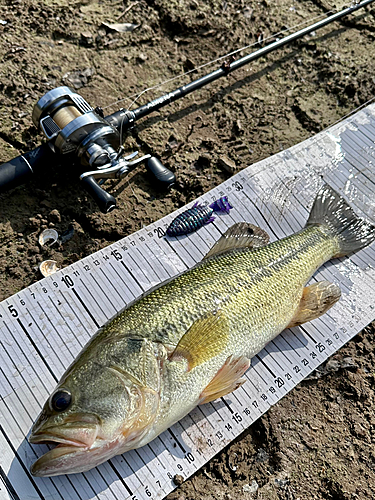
[1,0,375,498]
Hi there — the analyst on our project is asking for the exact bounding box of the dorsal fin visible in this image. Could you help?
[204,222,269,260]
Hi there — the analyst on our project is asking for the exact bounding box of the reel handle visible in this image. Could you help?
[146,157,175,188]
[80,175,117,213]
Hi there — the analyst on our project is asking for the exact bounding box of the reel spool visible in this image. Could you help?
[32,86,120,166]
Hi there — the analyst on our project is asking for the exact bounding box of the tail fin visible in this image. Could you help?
[306,184,375,257]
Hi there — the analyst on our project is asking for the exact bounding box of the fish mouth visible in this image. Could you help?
[29,432,89,448]
[29,420,102,477]
[29,432,91,477]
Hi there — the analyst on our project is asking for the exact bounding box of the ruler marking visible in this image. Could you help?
[134,450,156,479]
[0,340,42,408]
[0,465,21,500]
[15,318,58,383]
[142,243,171,281]
[264,343,291,371]
[0,323,51,398]
[25,306,68,375]
[56,290,93,339]
[254,354,276,378]
[107,461,133,497]
[72,288,100,329]
[0,422,48,500]
[124,251,155,289]
[220,397,234,414]
[108,261,137,302]
[89,273,118,314]
[120,261,146,293]
[36,301,76,361]
[278,331,302,357]
[98,268,127,308]
[167,429,186,454]
[146,444,166,470]
[48,296,85,348]
[122,455,144,486]
[79,280,110,322]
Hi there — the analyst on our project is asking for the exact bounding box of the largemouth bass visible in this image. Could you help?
[29,185,375,476]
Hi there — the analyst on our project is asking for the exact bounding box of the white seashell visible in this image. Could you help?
[39,260,60,277]
[38,228,59,247]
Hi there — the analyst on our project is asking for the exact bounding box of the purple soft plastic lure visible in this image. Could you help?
[166,196,233,237]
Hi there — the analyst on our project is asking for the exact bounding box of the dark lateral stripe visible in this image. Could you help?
[16,318,58,383]
[72,288,100,328]
[0,425,46,500]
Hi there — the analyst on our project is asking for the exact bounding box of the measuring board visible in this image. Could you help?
[1,105,375,500]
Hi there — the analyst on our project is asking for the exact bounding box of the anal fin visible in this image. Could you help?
[288,280,341,328]
[199,355,250,404]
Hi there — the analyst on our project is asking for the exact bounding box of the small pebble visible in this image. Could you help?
[274,477,289,488]
[28,217,41,228]
[137,53,147,63]
[173,474,184,486]
[243,480,258,493]
[49,209,61,224]
[218,155,237,174]
[255,448,269,463]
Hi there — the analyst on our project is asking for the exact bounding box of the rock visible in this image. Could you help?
[40,199,52,208]
[243,480,259,493]
[217,155,237,174]
[173,474,184,486]
[28,217,41,228]
[255,448,269,463]
[80,31,94,46]
[137,53,147,63]
[101,22,139,33]
[62,67,95,89]
[49,209,61,224]
[275,477,290,488]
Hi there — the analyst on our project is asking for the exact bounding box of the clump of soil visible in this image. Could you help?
[1,1,375,498]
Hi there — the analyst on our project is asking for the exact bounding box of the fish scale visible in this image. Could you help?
[103,226,337,349]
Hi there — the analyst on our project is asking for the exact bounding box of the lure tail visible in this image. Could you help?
[209,196,233,213]
[306,184,375,257]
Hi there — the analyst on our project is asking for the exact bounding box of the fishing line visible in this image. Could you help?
[101,0,362,114]
[101,10,335,111]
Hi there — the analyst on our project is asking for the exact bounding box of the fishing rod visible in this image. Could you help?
[0,0,373,213]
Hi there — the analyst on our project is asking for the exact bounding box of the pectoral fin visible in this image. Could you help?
[204,222,269,259]
[170,312,228,371]
[288,281,341,328]
[199,355,250,404]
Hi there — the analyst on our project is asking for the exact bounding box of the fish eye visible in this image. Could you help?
[50,389,72,412]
